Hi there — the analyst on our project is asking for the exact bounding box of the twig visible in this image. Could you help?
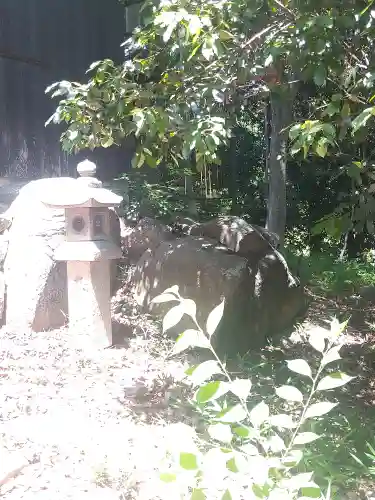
[242,22,290,49]
[273,0,296,20]
[343,42,368,69]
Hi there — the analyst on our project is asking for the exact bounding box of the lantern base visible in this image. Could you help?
[67,260,112,348]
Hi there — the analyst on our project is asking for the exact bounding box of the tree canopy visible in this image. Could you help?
[46,0,375,249]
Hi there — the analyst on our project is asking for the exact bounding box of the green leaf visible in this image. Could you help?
[304,402,338,420]
[266,434,286,453]
[221,490,232,500]
[101,136,114,148]
[145,155,158,168]
[218,404,247,423]
[187,360,222,385]
[315,139,328,158]
[219,30,233,41]
[233,426,252,438]
[132,151,145,168]
[181,298,197,318]
[206,300,225,337]
[300,485,321,498]
[151,293,179,304]
[188,15,202,35]
[322,123,336,138]
[230,378,252,401]
[208,423,233,443]
[287,359,312,379]
[161,285,180,296]
[313,66,327,86]
[264,54,273,67]
[163,23,176,43]
[226,456,238,473]
[191,489,206,500]
[159,472,177,483]
[325,102,340,117]
[173,329,210,355]
[330,318,348,338]
[352,107,375,133]
[195,381,228,403]
[316,372,354,391]
[180,452,199,470]
[321,345,342,366]
[163,305,185,332]
[308,330,326,353]
[282,449,303,467]
[202,45,213,61]
[294,432,320,445]
[283,473,317,491]
[249,401,269,427]
[188,43,202,61]
[276,385,303,403]
[289,124,302,141]
[269,413,296,429]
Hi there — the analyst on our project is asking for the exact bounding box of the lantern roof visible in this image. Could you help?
[41,160,123,208]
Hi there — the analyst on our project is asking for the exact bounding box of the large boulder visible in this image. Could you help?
[133,237,248,329]
[217,250,305,354]
[3,178,75,331]
[132,222,305,353]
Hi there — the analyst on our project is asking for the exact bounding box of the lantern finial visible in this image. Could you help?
[77,160,102,188]
[77,159,97,178]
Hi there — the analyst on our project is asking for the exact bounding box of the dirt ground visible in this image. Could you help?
[0,292,190,500]
[0,287,374,499]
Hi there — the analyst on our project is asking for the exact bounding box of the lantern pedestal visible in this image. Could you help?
[67,260,112,349]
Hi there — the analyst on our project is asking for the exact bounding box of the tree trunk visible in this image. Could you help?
[185,170,198,218]
[266,87,296,246]
[229,133,239,215]
[264,98,271,193]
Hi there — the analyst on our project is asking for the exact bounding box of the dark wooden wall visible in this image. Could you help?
[0,0,134,180]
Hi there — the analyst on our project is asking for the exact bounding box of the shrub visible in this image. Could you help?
[153,286,354,499]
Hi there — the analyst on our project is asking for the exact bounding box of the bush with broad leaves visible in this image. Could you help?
[152,285,354,500]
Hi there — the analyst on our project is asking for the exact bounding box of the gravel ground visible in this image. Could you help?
[0,293,189,500]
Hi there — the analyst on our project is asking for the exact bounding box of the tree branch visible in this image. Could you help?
[273,0,296,20]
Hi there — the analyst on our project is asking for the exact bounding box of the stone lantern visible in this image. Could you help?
[42,160,123,348]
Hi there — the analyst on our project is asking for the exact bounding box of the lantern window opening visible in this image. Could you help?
[72,215,86,234]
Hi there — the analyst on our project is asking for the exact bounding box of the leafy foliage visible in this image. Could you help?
[285,245,375,297]
[46,0,375,248]
[152,286,353,499]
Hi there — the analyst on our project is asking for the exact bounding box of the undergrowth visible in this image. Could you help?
[152,286,359,499]
[285,247,375,297]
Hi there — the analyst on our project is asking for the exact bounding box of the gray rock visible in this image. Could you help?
[133,236,248,331]
[4,178,75,331]
[189,216,280,257]
[132,226,304,354]
[122,217,173,265]
[0,234,9,265]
